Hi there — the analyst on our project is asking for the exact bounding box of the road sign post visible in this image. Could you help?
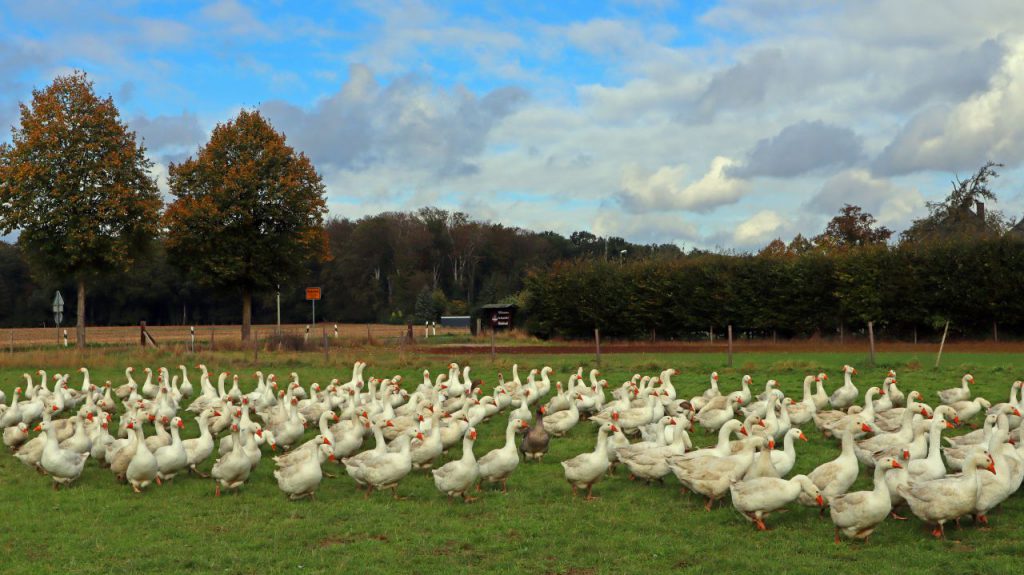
[52,291,64,346]
[305,287,321,326]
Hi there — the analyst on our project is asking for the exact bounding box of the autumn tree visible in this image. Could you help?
[814,204,892,249]
[164,110,328,341]
[0,71,161,347]
[901,161,1006,243]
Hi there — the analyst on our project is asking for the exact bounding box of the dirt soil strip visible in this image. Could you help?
[1,323,464,347]
[418,340,1024,355]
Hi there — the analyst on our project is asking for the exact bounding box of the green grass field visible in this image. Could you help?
[1,347,1023,575]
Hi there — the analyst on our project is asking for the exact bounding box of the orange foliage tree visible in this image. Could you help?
[0,71,162,347]
[163,110,328,340]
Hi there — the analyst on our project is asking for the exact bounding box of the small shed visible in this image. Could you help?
[480,303,517,331]
[440,315,471,328]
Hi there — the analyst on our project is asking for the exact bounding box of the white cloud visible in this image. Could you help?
[592,210,699,245]
[618,157,749,213]
[875,37,1024,175]
[733,210,787,245]
[808,169,925,228]
[199,0,276,40]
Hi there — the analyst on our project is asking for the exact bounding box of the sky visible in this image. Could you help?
[2,0,1024,250]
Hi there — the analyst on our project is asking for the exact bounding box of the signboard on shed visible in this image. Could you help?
[480,303,516,331]
[305,287,321,301]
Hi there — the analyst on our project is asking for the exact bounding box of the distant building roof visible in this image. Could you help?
[480,303,517,310]
[1007,217,1024,238]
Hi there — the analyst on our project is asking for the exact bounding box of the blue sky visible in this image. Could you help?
[3,0,1024,250]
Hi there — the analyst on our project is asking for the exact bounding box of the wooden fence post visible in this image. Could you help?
[993,321,999,343]
[253,329,259,363]
[935,321,950,368]
[727,325,733,368]
[867,321,876,367]
[210,326,215,352]
[9,330,13,354]
[594,328,601,368]
[709,326,713,343]
[491,328,496,362]
[323,328,328,363]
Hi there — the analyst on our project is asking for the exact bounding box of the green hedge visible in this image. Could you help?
[523,238,1024,340]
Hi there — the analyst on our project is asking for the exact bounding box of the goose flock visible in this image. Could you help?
[0,361,1019,542]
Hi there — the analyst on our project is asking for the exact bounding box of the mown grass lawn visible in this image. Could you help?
[1,347,1023,574]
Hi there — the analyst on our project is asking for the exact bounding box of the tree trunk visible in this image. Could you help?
[76,277,86,348]
[241,287,252,341]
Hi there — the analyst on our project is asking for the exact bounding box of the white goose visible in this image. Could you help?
[362,432,415,500]
[801,421,872,507]
[937,374,974,405]
[432,428,481,501]
[274,438,334,500]
[829,457,902,542]
[784,376,818,425]
[541,397,580,437]
[811,373,830,411]
[561,424,614,500]
[125,420,159,492]
[899,451,994,538]
[828,365,858,411]
[211,425,252,496]
[905,416,954,484]
[730,473,823,530]
[477,418,529,492]
[154,416,188,483]
[671,437,764,511]
[619,424,691,482]
[768,427,808,477]
[39,420,89,489]
[182,409,217,477]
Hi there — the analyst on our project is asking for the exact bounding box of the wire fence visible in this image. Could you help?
[0,323,471,352]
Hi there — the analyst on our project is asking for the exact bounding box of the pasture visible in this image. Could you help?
[1,347,1022,575]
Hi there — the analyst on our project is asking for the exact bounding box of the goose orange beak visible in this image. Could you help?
[816,494,824,507]
[891,460,903,469]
